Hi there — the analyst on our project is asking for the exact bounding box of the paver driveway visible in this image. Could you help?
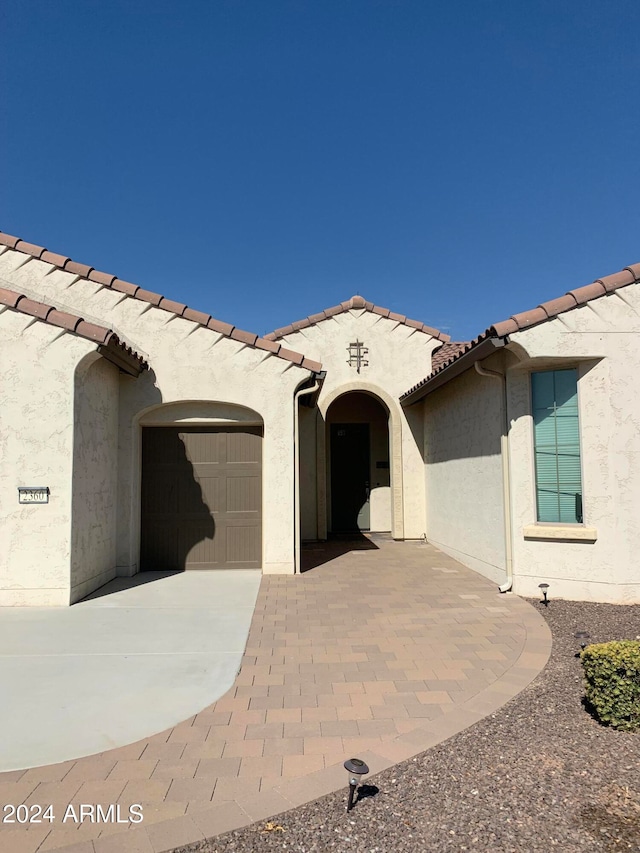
[0,538,551,853]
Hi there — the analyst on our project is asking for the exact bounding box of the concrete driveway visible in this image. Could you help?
[0,570,261,771]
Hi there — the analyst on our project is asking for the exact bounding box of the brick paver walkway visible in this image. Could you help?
[0,539,551,853]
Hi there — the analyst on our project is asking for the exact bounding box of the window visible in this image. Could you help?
[531,369,583,524]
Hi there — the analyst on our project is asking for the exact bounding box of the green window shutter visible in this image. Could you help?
[531,369,583,524]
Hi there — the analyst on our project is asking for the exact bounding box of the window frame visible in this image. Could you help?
[529,366,585,527]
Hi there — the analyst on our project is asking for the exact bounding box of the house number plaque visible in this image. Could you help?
[18,487,50,504]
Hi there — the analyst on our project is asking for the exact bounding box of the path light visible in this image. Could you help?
[344,758,369,812]
[538,583,549,606]
[575,630,590,656]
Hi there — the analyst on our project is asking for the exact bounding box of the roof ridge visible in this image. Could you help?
[264,294,450,342]
[400,259,640,401]
[0,284,147,376]
[0,231,323,374]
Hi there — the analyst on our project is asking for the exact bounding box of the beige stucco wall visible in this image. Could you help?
[298,406,319,540]
[276,308,441,539]
[69,355,120,603]
[507,286,640,603]
[0,306,97,605]
[0,247,313,579]
[422,354,507,584]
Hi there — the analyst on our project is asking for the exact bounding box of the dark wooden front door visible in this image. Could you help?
[140,427,262,570]
[330,423,370,532]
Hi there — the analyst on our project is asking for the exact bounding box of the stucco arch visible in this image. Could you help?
[318,381,404,540]
[70,350,120,601]
[137,400,264,426]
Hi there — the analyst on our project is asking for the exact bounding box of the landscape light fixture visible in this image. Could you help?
[538,583,549,606]
[575,630,590,655]
[344,757,369,812]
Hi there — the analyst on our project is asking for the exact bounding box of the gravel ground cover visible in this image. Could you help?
[175,599,640,853]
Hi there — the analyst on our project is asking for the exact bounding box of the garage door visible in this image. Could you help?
[140,426,262,570]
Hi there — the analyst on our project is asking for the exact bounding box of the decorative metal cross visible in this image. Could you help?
[346,339,369,373]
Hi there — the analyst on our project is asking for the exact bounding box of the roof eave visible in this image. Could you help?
[98,340,147,376]
[400,337,508,406]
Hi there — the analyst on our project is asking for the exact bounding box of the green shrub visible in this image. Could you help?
[581,640,640,732]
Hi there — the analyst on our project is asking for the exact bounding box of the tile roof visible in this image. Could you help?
[0,285,148,376]
[264,295,451,342]
[430,340,471,373]
[0,231,323,374]
[401,260,640,402]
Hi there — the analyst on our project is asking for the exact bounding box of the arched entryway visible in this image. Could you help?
[326,392,391,533]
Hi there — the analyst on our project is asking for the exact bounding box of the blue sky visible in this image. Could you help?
[2,0,639,342]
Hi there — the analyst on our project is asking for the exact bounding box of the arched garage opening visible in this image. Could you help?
[326,392,391,533]
[137,402,263,571]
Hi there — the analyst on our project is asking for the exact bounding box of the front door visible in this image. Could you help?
[330,423,370,532]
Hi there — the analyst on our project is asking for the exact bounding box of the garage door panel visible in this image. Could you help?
[226,476,261,514]
[181,521,222,569]
[182,431,225,465]
[182,474,225,514]
[141,520,179,571]
[227,431,261,464]
[141,426,262,571]
[226,525,261,566]
[142,471,179,515]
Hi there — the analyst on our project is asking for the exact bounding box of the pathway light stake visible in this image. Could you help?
[344,758,369,812]
[575,630,590,656]
[538,583,549,607]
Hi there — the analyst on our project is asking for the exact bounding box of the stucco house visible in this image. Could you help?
[1,229,639,606]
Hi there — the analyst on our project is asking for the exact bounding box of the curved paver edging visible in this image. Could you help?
[135,596,552,852]
[1,542,551,853]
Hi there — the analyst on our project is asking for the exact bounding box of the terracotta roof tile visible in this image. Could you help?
[0,228,325,374]
[0,284,147,375]
[230,328,258,346]
[0,287,22,308]
[371,305,390,318]
[323,305,343,318]
[135,288,163,306]
[16,296,54,321]
[41,250,70,267]
[490,318,519,336]
[75,321,111,344]
[88,269,117,287]
[402,259,640,398]
[540,294,578,318]
[292,318,312,331]
[182,307,211,325]
[158,297,187,315]
[0,233,19,249]
[112,278,140,296]
[301,357,323,372]
[207,317,234,336]
[64,260,94,278]
[597,270,635,292]
[255,337,281,354]
[15,240,46,259]
[47,309,83,332]
[430,341,472,372]
[267,295,449,342]
[279,347,304,365]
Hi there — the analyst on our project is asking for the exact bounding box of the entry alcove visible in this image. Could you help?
[325,392,391,534]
